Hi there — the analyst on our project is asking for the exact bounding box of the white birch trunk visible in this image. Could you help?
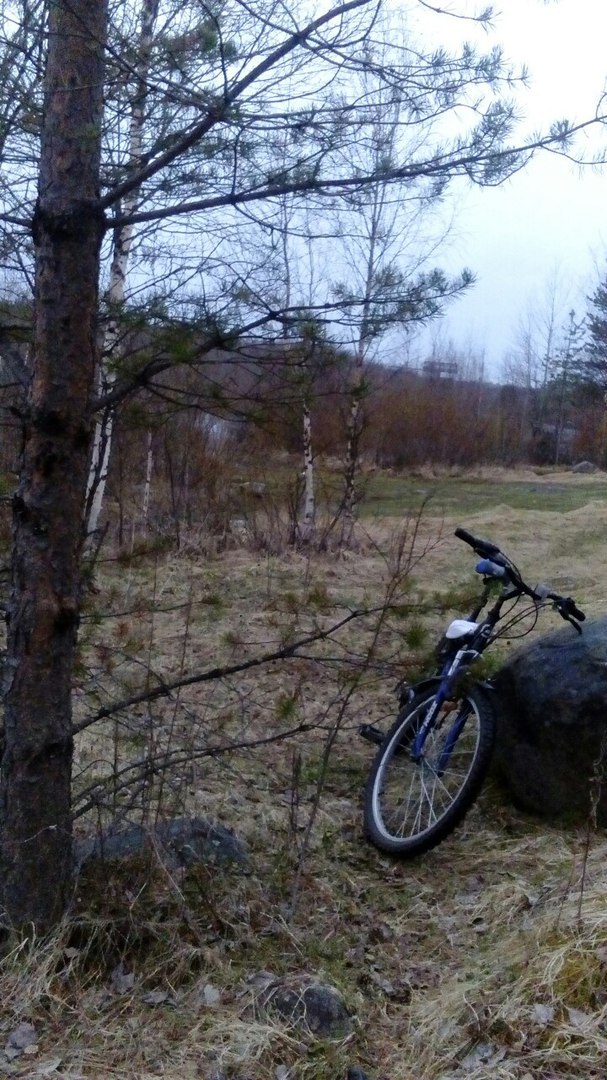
[276,195,319,545]
[86,0,159,537]
[298,399,315,542]
[341,376,362,546]
[339,94,402,548]
[142,428,154,531]
[340,193,381,546]
[341,273,374,547]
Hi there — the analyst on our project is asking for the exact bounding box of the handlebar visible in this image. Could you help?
[455,526,586,630]
[454,527,501,558]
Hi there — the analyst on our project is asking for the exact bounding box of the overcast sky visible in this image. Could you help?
[408,0,607,378]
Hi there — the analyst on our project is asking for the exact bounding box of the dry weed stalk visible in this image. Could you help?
[576,727,607,923]
[71,511,431,846]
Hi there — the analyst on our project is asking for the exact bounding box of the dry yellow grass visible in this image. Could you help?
[3,470,607,1079]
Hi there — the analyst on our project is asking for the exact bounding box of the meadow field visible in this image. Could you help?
[4,466,607,1080]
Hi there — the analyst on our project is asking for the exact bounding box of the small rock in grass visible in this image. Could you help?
[5,1022,36,1054]
[261,979,352,1037]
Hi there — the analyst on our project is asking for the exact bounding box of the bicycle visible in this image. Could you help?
[360,526,586,858]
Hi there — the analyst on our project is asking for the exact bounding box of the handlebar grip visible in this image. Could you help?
[454,527,500,556]
[454,527,478,546]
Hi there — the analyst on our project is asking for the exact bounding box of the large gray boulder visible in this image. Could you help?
[572,460,597,474]
[75,817,248,873]
[492,615,607,823]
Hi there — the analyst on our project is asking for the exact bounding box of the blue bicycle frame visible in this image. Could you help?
[409,567,508,770]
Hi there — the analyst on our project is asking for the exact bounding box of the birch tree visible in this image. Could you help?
[290,320,335,544]
[332,90,470,545]
[251,193,331,544]
[85,0,160,538]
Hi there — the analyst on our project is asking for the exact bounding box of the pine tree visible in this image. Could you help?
[581,275,607,394]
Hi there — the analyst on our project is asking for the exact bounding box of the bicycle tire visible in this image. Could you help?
[363,684,495,857]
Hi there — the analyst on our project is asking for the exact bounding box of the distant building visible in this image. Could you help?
[422,359,459,380]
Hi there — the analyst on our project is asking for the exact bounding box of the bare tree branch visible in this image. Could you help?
[72,601,390,734]
[100,0,372,212]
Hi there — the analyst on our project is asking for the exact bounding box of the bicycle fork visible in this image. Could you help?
[411,648,478,771]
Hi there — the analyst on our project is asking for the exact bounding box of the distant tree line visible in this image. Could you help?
[3,298,607,543]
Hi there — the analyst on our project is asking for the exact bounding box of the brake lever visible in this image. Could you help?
[558,607,583,635]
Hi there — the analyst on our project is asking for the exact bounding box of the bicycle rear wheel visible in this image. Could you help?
[363,685,495,857]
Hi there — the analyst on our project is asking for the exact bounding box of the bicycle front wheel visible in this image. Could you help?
[363,685,495,857]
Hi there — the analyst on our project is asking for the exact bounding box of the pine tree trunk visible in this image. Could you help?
[0,0,107,930]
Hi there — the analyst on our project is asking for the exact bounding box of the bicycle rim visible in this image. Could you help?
[370,693,484,847]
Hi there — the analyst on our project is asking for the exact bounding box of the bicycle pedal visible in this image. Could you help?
[358,724,385,746]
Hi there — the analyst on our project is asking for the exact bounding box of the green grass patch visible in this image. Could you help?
[361,474,607,518]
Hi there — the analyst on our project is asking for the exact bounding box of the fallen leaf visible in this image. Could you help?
[141,990,171,1006]
[567,1006,594,1029]
[532,1002,555,1026]
[35,1059,63,1076]
[5,1022,36,1052]
[199,983,221,1007]
[110,962,135,995]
